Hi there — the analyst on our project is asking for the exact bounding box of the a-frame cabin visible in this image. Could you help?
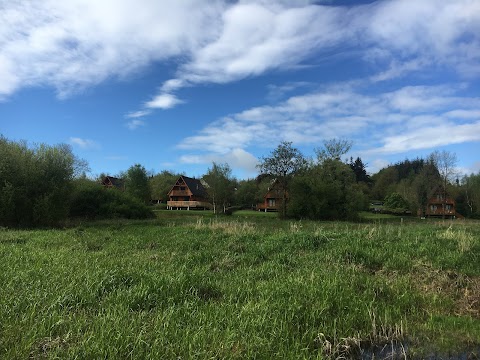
[256,181,283,212]
[422,187,463,219]
[101,176,125,190]
[166,176,212,210]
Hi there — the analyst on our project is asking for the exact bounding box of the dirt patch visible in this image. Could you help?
[413,262,480,318]
[29,336,69,359]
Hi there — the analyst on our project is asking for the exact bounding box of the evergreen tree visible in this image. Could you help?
[349,157,371,184]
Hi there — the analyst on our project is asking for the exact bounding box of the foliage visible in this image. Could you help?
[125,164,151,204]
[70,179,154,220]
[257,142,307,218]
[371,167,399,200]
[203,162,235,214]
[371,157,441,206]
[461,172,480,218]
[149,170,181,202]
[315,138,352,162]
[348,156,371,184]
[383,192,409,213]
[233,178,257,209]
[0,136,86,227]
[413,159,441,216]
[288,159,368,220]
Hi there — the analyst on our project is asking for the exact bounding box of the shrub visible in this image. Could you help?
[383,193,410,214]
[70,179,154,220]
[0,137,80,227]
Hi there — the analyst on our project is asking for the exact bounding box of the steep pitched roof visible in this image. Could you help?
[168,176,208,198]
[102,176,125,189]
[182,176,208,198]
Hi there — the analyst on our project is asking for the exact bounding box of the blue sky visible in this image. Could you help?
[1,0,479,179]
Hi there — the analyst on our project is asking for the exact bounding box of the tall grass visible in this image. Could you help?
[0,216,478,359]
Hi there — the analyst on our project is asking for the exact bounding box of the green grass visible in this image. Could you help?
[0,216,479,359]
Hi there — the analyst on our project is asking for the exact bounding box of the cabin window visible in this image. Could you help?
[446,204,452,211]
[268,199,276,207]
[430,205,437,212]
[179,186,186,191]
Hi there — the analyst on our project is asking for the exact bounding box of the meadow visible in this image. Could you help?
[0,211,479,359]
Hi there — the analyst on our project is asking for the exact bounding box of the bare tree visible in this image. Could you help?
[431,150,458,219]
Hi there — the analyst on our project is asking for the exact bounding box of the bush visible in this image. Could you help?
[70,179,154,220]
[0,137,79,227]
[287,161,368,221]
[383,193,410,214]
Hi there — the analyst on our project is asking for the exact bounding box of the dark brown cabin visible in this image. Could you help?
[257,181,284,212]
[101,176,125,190]
[421,187,462,219]
[167,176,212,210]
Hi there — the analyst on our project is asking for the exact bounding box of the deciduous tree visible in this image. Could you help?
[257,142,307,218]
[203,162,235,214]
[125,164,151,204]
[431,150,458,219]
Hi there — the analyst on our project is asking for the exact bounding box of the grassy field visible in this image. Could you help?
[0,211,479,359]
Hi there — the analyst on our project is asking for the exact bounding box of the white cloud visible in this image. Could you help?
[126,119,146,130]
[180,148,259,176]
[69,137,99,149]
[266,81,312,101]
[147,0,480,109]
[444,110,480,120]
[125,110,151,119]
[0,0,224,98]
[368,159,391,175]
[0,55,20,99]
[145,94,184,109]
[1,0,479,116]
[177,83,480,160]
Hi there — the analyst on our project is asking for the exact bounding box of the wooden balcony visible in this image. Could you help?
[256,204,280,212]
[167,201,212,210]
[169,190,191,197]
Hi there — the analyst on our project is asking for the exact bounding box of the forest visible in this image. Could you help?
[1,135,479,227]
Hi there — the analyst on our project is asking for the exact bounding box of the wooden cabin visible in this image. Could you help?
[257,182,284,212]
[101,176,125,190]
[167,176,212,210]
[422,187,461,219]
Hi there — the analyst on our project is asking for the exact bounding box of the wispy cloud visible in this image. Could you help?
[148,0,480,110]
[1,0,477,110]
[180,148,259,177]
[125,119,146,130]
[125,110,151,119]
[0,0,224,98]
[69,137,99,149]
[177,83,480,158]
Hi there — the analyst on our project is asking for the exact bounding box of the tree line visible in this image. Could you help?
[1,135,480,227]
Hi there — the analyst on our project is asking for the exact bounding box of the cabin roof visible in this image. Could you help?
[169,175,208,198]
[102,176,124,189]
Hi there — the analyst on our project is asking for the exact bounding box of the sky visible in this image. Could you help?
[1,0,479,179]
